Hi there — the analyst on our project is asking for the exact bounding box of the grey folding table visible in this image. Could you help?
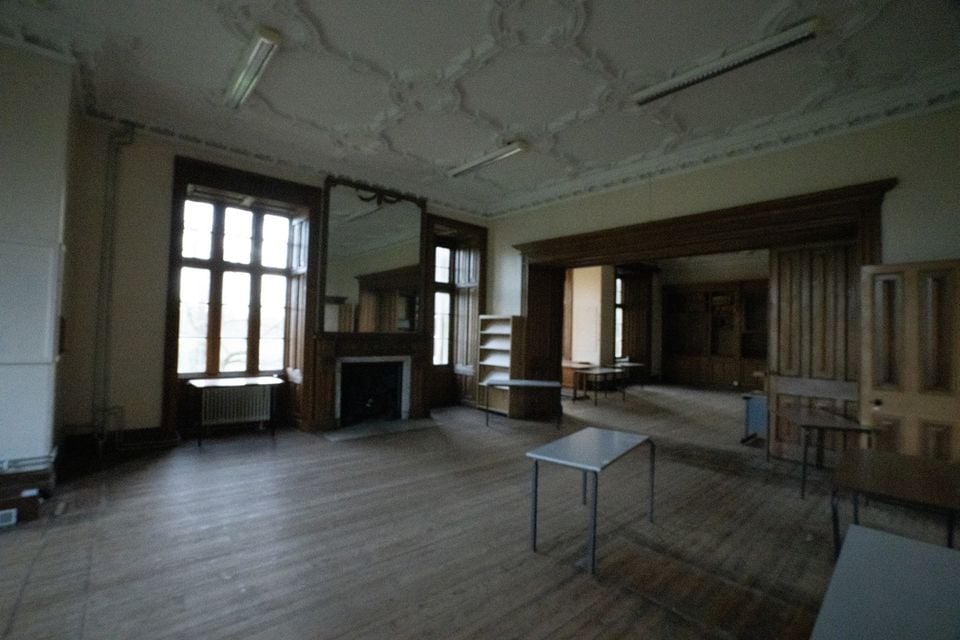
[526,427,655,574]
[572,367,626,405]
[811,525,960,639]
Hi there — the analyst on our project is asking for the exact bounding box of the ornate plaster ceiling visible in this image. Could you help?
[2,0,959,217]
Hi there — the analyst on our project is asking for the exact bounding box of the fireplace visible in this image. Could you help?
[335,356,411,427]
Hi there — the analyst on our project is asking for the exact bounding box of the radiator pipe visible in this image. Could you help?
[91,123,136,450]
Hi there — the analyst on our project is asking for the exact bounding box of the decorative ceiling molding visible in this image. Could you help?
[1,0,958,219]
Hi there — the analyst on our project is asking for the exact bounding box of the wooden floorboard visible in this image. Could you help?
[0,386,948,639]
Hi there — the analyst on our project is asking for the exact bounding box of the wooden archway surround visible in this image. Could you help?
[514,179,897,460]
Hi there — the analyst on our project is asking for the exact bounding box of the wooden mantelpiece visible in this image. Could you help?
[310,332,432,430]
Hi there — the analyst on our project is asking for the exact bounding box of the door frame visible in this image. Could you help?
[513,179,898,432]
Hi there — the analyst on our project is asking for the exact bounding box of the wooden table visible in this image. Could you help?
[527,427,655,574]
[830,449,960,558]
[572,367,626,405]
[778,407,875,498]
[479,378,562,428]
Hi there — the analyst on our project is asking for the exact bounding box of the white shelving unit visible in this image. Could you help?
[477,315,524,415]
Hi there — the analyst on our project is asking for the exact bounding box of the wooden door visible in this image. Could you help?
[768,243,860,460]
[860,261,960,461]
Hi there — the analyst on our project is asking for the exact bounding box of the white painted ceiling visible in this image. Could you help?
[2,0,959,217]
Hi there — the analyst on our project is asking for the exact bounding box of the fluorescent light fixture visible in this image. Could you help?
[224,26,282,109]
[631,18,818,107]
[448,141,528,178]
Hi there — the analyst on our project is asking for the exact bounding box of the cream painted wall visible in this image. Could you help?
[570,267,602,363]
[569,266,615,365]
[60,117,323,432]
[489,106,960,315]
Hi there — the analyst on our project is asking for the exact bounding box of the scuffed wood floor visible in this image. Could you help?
[0,391,944,639]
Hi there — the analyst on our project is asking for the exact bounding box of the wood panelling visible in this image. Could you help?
[919,270,953,392]
[517,263,565,419]
[769,244,859,460]
[861,260,960,461]
[620,269,654,367]
[515,180,895,267]
[512,181,894,434]
[662,281,767,389]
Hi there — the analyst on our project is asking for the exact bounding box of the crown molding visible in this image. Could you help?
[481,70,960,218]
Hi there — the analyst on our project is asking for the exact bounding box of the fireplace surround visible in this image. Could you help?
[335,356,412,427]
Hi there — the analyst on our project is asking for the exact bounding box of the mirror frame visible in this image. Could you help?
[319,176,428,336]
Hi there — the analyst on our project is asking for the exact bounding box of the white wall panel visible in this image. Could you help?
[0,364,54,462]
[0,242,58,364]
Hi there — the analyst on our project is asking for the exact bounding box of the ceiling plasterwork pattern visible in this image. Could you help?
[1,0,959,217]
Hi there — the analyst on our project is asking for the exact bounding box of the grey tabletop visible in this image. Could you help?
[811,525,960,640]
[187,376,283,388]
[576,367,624,375]
[480,379,562,388]
[526,427,650,472]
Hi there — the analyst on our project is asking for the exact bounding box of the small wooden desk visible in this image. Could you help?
[527,427,655,574]
[830,449,960,558]
[778,407,875,498]
[478,378,562,428]
[187,376,283,446]
[572,367,626,405]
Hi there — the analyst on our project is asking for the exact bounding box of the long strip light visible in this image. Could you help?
[631,18,819,107]
[447,141,528,178]
[224,26,282,109]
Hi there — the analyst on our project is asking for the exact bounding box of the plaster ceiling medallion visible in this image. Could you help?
[2,0,959,217]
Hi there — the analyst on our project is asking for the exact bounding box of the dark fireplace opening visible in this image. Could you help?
[340,362,403,427]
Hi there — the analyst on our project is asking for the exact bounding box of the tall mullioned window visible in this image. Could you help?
[433,246,453,365]
[614,277,624,359]
[176,198,293,375]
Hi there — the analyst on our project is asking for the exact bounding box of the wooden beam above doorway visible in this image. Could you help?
[514,179,897,268]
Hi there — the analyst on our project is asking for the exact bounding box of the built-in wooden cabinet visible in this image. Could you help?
[477,315,524,415]
[663,281,767,390]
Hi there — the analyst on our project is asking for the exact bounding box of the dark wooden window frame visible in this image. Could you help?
[162,157,323,435]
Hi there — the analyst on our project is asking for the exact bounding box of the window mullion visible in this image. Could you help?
[248,212,264,374]
[206,205,225,375]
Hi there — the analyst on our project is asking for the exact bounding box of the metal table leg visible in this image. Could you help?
[831,490,841,560]
[648,440,655,523]
[801,428,810,498]
[531,460,539,552]
[588,471,598,574]
[948,512,955,548]
[853,493,860,525]
[581,470,587,506]
[484,383,490,427]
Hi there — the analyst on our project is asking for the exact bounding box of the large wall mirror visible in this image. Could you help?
[322,177,425,333]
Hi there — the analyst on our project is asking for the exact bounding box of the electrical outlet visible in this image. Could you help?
[0,509,17,527]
